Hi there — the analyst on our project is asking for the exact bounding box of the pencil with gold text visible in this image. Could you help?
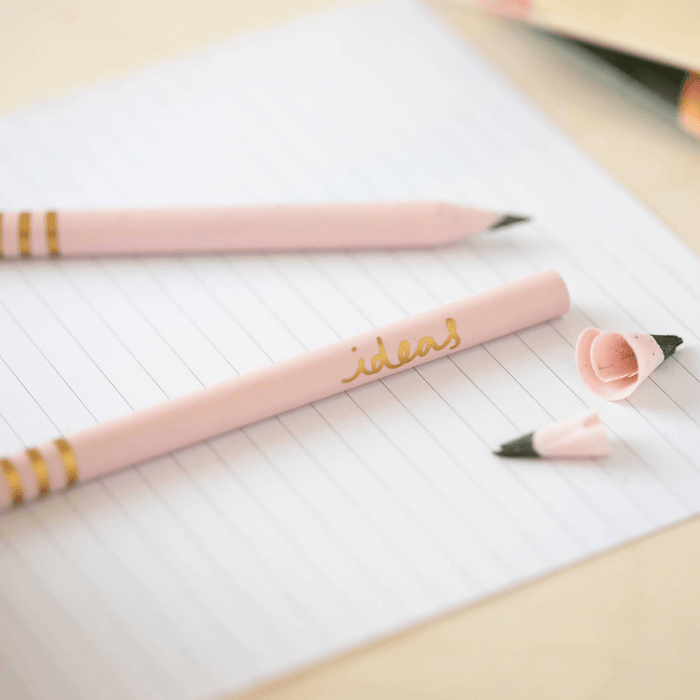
[0,201,529,258]
[0,270,569,509]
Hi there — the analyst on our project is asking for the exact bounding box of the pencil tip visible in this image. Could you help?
[494,432,539,458]
[489,214,531,231]
[651,334,683,360]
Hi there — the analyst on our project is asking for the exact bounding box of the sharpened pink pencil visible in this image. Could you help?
[0,202,529,258]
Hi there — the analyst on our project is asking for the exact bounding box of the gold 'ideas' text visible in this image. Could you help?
[342,318,460,384]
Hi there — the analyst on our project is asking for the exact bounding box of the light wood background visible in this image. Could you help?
[2,2,700,698]
[452,0,700,71]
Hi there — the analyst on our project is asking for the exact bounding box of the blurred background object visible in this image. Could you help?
[450,0,700,139]
[571,45,700,140]
[451,0,700,69]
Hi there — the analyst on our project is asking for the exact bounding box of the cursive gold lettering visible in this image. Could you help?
[441,318,461,350]
[371,337,402,372]
[342,355,371,384]
[396,340,413,364]
[342,318,461,383]
[415,336,437,357]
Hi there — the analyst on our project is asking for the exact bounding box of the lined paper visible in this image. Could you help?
[2,1,700,698]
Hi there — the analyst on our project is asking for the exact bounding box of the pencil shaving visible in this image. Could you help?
[533,410,608,459]
[576,328,682,400]
[495,410,608,460]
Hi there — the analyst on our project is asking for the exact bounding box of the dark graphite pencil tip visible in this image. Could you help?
[494,432,539,458]
[651,334,684,360]
[489,214,532,231]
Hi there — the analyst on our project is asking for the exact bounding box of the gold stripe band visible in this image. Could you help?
[54,439,78,487]
[19,212,31,258]
[46,212,59,257]
[1,459,24,506]
[26,448,51,497]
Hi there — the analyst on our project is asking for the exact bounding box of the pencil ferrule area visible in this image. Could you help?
[19,212,31,257]
[54,438,79,487]
[1,459,24,506]
[1,440,78,506]
[0,211,61,258]
[26,448,51,497]
[46,211,59,256]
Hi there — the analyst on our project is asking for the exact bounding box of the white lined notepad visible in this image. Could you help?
[2,1,700,698]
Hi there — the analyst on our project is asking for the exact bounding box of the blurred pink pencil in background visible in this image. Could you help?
[0,201,529,258]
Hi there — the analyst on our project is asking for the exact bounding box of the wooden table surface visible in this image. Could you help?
[2,1,700,698]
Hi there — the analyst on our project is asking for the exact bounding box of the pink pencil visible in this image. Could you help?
[0,202,529,258]
[0,270,569,509]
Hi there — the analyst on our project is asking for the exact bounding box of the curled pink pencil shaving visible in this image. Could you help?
[495,410,608,460]
[576,328,682,401]
[534,410,608,458]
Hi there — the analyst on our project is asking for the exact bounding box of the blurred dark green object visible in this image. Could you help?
[574,40,688,104]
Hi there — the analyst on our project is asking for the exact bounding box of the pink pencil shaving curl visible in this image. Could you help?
[495,409,608,459]
[576,328,683,401]
[533,410,608,459]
